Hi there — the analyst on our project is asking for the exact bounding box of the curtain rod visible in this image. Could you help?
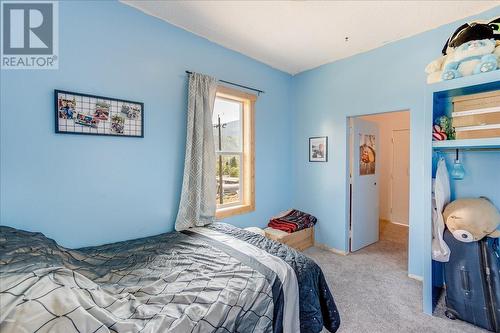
[185,71,264,95]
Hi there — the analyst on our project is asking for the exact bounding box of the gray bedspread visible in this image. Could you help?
[204,224,340,333]
[0,223,339,333]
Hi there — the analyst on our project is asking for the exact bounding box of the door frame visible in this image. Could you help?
[346,110,411,256]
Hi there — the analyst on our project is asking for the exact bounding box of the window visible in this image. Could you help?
[213,86,255,219]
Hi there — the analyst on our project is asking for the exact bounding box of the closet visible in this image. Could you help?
[422,71,500,320]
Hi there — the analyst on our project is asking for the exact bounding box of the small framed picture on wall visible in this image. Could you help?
[309,136,328,162]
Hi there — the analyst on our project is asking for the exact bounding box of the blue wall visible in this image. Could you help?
[290,6,500,277]
[0,1,293,248]
[439,151,500,209]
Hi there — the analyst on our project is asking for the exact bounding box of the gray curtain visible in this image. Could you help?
[175,73,218,231]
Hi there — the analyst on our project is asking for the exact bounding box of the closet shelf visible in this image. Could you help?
[432,138,500,150]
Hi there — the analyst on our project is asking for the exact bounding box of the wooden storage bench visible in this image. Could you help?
[264,227,314,251]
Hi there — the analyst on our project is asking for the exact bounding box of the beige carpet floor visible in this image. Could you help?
[305,221,488,333]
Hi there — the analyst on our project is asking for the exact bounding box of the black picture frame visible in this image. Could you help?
[54,89,144,138]
[309,136,328,162]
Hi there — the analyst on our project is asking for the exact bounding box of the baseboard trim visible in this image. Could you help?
[408,273,423,282]
[315,242,348,255]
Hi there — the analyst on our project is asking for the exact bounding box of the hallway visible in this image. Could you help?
[308,221,487,333]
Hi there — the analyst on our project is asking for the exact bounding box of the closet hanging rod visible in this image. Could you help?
[185,71,265,95]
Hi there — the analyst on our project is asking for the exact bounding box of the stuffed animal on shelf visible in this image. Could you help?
[444,197,500,242]
[425,16,500,83]
[441,39,498,80]
[426,39,499,83]
[433,124,447,141]
[442,19,499,54]
[426,54,450,84]
[433,115,454,141]
[495,39,500,59]
[490,17,500,40]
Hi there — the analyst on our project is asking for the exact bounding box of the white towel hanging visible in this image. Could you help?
[432,157,451,262]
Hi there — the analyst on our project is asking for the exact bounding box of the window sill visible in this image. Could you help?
[216,204,255,219]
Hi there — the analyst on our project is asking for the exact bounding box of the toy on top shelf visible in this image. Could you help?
[426,17,500,84]
[441,39,498,81]
[432,124,447,141]
[432,115,455,141]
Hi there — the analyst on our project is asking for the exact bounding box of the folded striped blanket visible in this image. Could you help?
[268,209,317,233]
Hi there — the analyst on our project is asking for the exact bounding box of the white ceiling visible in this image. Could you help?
[122,1,499,75]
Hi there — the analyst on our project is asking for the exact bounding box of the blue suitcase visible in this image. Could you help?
[483,236,500,331]
[443,229,500,332]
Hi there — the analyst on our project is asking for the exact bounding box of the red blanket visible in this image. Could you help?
[268,209,317,233]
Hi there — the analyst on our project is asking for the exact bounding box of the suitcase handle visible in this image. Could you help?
[493,238,499,259]
[460,268,471,294]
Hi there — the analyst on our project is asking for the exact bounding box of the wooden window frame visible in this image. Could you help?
[215,85,256,219]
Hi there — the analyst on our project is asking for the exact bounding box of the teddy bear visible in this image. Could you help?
[426,39,499,83]
[441,39,498,80]
[425,17,500,83]
[443,197,500,243]
[425,54,449,84]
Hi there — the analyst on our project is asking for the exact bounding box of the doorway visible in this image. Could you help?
[348,110,411,262]
[390,129,410,226]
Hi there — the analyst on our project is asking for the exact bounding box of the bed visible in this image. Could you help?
[0,223,340,333]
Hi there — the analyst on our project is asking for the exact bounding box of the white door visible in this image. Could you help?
[350,118,380,252]
[390,129,410,225]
